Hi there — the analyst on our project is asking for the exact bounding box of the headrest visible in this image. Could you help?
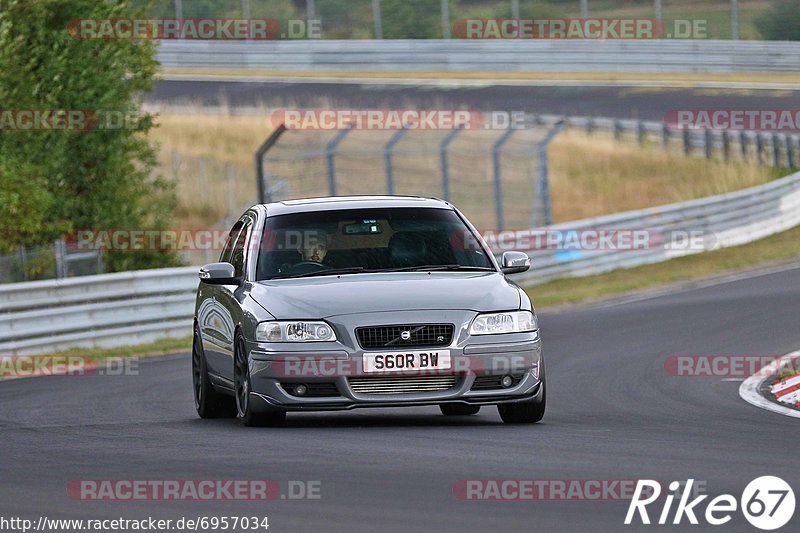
[388,232,428,267]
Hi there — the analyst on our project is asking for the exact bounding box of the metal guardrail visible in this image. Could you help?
[156,39,800,73]
[514,169,800,285]
[2,158,799,355]
[0,267,197,355]
[539,114,800,168]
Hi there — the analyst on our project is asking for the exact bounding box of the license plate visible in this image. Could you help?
[363,350,451,373]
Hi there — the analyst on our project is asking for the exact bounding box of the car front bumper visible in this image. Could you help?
[244,335,543,412]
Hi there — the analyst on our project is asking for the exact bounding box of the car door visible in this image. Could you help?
[213,215,254,382]
[198,219,245,381]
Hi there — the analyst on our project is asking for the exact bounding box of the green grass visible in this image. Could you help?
[0,336,193,378]
[526,224,800,308]
[47,336,193,359]
[0,336,192,380]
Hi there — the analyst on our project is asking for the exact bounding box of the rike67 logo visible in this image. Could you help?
[625,477,795,530]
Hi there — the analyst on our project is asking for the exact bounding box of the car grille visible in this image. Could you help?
[356,324,454,349]
[348,375,458,395]
[470,373,525,391]
[280,382,340,398]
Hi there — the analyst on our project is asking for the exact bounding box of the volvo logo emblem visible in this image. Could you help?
[400,331,412,341]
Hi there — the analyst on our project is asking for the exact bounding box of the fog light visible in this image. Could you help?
[294,384,308,396]
[501,375,514,388]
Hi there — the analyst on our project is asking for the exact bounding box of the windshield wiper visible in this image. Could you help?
[383,264,496,273]
[269,267,367,279]
[269,264,495,279]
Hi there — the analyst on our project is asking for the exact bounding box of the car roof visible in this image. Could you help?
[260,195,452,216]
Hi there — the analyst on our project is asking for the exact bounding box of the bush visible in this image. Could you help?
[755,0,800,41]
[0,0,180,271]
[0,159,68,253]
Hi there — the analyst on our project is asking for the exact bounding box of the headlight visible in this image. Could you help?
[256,321,337,342]
[469,311,537,335]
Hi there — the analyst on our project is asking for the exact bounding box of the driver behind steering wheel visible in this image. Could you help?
[274,230,331,275]
[300,231,329,264]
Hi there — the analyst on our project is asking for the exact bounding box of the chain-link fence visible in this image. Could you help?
[0,241,102,284]
[163,150,257,227]
[260,125,561,231]
[156,0,752,41]
[0,153,258,284]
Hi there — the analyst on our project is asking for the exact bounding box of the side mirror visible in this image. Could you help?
[501,251,531,275]
[199,262,239,285]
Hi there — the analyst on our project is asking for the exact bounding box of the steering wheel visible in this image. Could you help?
[288,260,328,275]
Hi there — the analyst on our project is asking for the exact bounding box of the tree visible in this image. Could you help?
[0,159,68,253]
[755,0,800,41]
[0,0,179,271]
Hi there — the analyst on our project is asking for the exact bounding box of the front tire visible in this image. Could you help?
[192,325,236,419]
[497,379,545,424]
[234,335,286,427]
[440,404,481,416]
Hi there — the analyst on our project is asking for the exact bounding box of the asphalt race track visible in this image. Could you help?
[1,264,798,532]
[149,80,800,120]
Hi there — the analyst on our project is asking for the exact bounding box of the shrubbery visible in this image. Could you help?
[755,0,800,41]
[0,0,180,271]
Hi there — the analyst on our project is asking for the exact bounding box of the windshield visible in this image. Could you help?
[255,207,495,280]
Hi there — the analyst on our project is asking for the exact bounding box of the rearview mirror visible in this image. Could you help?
[501,251,531,275]
[199,262,239,285]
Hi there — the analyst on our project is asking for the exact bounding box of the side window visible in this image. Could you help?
[219,221,243,263]
[229,219,252,278]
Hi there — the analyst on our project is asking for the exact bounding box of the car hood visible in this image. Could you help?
[250,272,521,319]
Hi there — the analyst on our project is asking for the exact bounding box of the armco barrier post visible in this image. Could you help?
[372,0,383,39]
[255,124,287,204]
[492,129,515,231]
[439,125,463,202]
[773,134,781,167]
[226,162,236,216]
[756,133,764,165]
[722,131,731,161]
[740,131,748,160]
[325,126,352,197]
[384,128,406,195]
[534,121,565,227]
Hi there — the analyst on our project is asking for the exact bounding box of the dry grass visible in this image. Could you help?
[549,130,773,221]
[526,225,800,308]
[150,111,275,228]
[153,111,274,167]
[149,109,774,229]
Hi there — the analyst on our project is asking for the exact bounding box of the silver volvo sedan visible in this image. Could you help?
[192,196,545,426]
